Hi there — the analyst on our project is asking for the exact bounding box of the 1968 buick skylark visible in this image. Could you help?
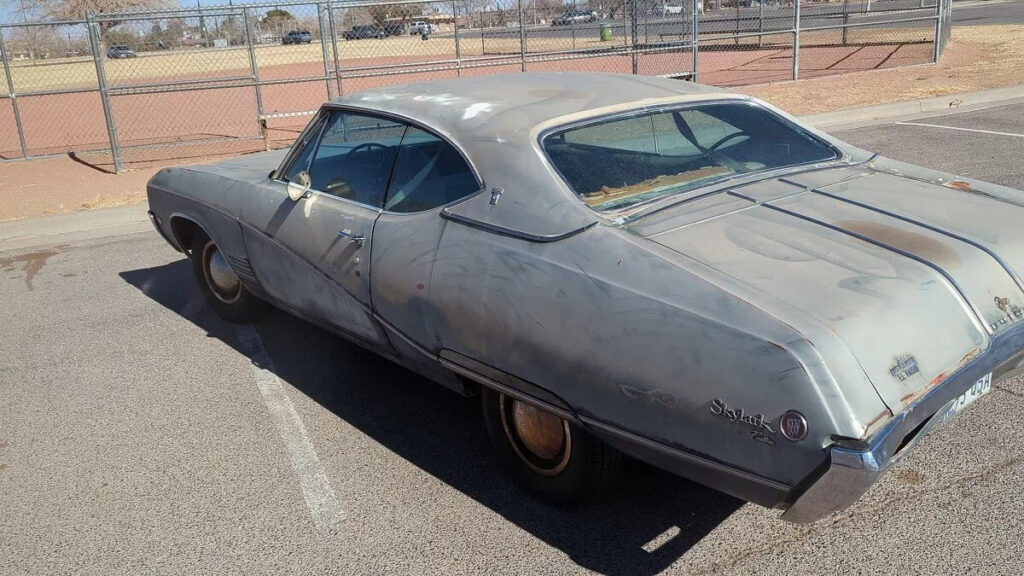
[146,73,1024,523]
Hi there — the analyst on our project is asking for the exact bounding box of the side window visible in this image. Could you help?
[307,112,406,207]
[384,127,480,213]
[284,114,327,182]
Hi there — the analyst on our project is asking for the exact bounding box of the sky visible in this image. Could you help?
[0,1,256,24]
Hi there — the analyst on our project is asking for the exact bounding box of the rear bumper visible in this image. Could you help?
[782,323,1024,523]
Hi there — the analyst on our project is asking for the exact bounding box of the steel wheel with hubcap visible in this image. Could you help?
[500,394,573,477]
[190,232,263,322]
[201,241,242,305]
[481,387,622,504]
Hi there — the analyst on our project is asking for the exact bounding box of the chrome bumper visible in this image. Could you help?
[782,324,1024,523]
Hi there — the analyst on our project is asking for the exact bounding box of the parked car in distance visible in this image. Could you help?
[106,45,137,59]
[282,30,313,44]
[343,25,387,40]
[147,72,1024,524]
[552,9,598,25]
[383,22,405,36]
[408,21,439,35]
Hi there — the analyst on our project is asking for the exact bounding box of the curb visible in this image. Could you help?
[0,204,150,252]
[802,84,1024,128]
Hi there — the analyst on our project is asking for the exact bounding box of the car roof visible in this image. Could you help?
[324,73,745,239]
[330,72,726,145]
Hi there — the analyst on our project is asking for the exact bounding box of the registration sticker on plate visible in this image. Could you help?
[940,372,992,423]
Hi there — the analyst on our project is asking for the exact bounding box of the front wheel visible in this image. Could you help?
[481,387,622,504]
[190,233,264,322]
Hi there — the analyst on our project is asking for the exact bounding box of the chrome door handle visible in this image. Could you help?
[338,229,365,245]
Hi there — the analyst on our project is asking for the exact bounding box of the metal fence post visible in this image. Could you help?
[792,0,801,81]
[325,0,343,95]
[692,0,699,81]
[630,0,638,75]
[734,2,740,45]
[842,0,849,46]
[0,27,29,160]
[317,3,333,99]
[453,0,462,76]
[87,16,123,173]
[518,0,527,72]
[932,0,942,63]
[242,7,267,149]
[758,1,764,47]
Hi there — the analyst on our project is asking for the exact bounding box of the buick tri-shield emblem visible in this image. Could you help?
[780,411,808,441]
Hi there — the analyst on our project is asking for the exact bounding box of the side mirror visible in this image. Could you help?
[287,171,311,201]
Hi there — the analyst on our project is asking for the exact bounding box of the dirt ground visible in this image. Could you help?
[741,24,1024,113]
[1,24,1022,222]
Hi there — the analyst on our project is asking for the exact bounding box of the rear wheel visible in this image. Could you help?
[481,387,622,504]
[190,233,263,322]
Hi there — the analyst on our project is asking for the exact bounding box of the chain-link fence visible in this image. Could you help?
[0,0,953,171]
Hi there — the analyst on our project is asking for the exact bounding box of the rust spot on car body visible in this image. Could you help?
[835,220,959,266]
[944,181,975,191]
[865,409,892,433]
[900,346,981,406]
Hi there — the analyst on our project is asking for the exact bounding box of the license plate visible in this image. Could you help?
[940,372,992,422]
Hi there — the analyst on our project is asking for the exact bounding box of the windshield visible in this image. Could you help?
[542,101,838,215]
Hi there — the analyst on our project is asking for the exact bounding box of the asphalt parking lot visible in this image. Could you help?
[2,101,1024,575]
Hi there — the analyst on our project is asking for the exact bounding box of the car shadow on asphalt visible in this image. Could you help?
[121,260,743,576]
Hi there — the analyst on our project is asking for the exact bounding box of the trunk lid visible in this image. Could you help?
[631,165,1024,412]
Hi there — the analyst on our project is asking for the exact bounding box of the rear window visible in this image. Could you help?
[542,102,838,214]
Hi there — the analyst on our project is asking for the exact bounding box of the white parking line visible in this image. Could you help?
[641,525,681,553]
[895,122,1024,139]
[235,325,345,528]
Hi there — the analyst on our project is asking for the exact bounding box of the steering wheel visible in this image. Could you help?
[344,142,390,169]
[706,132,751,154]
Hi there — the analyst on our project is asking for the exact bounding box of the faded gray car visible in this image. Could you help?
[146,73,1024,523]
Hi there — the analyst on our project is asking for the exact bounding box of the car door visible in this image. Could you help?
[241,110,406,348]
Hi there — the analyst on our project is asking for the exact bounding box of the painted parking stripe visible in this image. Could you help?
[235,325,345,528]
[896,122,1024,139]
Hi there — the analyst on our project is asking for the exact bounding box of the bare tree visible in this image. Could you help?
[37,0,173,19]
[367,4,424,27]
[3,0,175,44]
[261,8,297,37]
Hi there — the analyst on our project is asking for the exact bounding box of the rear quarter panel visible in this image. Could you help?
[428,222,881,486]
